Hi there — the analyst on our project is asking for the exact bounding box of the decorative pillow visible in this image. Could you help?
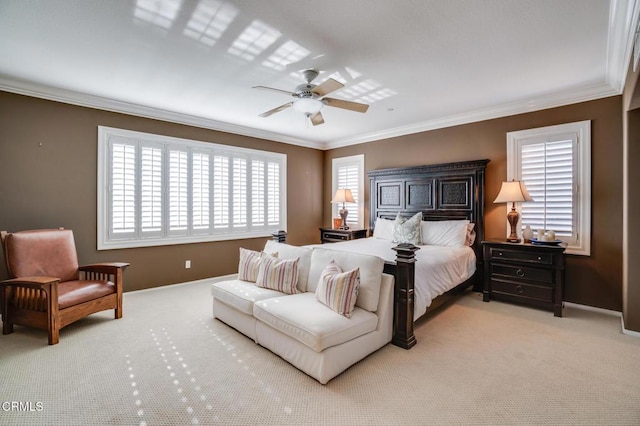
[373,217,395,240]
[238,248,263,282]
[420,219,470,247]
[256,255,299,294]
[465,223,476,246]
[393,212,422,245]
[315,260,360,318]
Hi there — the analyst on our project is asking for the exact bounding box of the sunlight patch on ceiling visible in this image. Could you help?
[262,40,310,71]
[134,0,184,29]
[183,0,238,47]
[228,20,281,61]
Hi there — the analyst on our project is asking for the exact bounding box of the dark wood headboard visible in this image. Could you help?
[368,159,490,260]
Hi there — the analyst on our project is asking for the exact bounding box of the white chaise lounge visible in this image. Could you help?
[211,240,394,384]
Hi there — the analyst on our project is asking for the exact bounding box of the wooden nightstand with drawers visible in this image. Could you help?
[482,240,566,316]
[319,228,367,244]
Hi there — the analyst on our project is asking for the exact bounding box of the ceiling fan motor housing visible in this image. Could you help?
[295,83,318,98]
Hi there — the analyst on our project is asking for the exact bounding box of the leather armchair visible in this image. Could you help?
[0,229,129,344]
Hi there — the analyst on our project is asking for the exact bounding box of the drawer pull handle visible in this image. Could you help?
[498,252,503,256]
[516,285,524,294]
[516,269,525,277]
[537,256,542,261]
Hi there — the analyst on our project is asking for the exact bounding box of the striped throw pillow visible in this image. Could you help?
[315,260,360,318]
[256,255,299,294]
[238,248,263,282]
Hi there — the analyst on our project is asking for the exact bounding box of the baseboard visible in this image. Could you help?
[563,301,622,317]
[621,316,640,338]
[126,274,238,295]
[564,302,640,338]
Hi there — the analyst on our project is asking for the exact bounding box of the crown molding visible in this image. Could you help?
[606,0,640,92]
[0,76,326,151]
[324,82,619,150]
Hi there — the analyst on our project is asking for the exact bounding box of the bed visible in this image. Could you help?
[273,159,489,349]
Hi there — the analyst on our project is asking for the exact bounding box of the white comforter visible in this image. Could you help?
[308,238,476,320]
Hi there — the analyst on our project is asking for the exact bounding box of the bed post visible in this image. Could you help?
[271,230,287,243]
[392,243,420,349]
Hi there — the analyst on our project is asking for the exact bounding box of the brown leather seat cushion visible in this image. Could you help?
[58,280,115,309]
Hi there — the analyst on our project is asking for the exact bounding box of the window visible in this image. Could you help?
[507,121,591,255]
[332,155,364,228]
[98,126,286,249]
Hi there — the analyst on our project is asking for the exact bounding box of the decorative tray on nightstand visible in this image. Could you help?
[530,238,563,246]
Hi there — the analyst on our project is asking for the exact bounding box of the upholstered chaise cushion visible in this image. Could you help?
[4,229,79,281]
[211,280,285,315]
[58,280,116,309]
[253,293,378,352]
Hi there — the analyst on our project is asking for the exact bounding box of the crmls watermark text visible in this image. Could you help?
[1,401,44,412]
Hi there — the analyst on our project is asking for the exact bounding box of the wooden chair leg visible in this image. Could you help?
[46,283,60,345]
[1,286,13,335]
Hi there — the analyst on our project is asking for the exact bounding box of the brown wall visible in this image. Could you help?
[623,58,640,331]
[325,96,624,311]
[0,91,324,291]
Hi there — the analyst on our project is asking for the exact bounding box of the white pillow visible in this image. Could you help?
[420,220,470,247]
[373,217,395,240]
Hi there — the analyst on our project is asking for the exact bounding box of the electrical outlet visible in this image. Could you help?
[185,260,191,269]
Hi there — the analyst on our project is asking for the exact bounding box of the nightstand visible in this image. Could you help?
[319,228,367,243]
[482,240,566,316]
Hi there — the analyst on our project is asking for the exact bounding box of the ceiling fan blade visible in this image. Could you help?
[259,102,294,117]
[323,97,369,113]
[252,86,296,97]
[310,111,324,126]
[311,78,343,96]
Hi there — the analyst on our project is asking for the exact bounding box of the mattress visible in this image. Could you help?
[308,238,476,319]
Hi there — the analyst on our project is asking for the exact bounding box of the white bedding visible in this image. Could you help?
[308,238,476,320]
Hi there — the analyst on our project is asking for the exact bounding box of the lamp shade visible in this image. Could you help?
[493,180,534,203]
[331,188,355,204]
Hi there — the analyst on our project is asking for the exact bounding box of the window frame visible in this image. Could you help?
[331,154,365,229]
[97,126,287,250]
[506,120,591,256]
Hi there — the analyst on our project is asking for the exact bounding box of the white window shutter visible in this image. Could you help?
[192,152,210,231]
[213,155,230,229]
[520,140,574,238]
[111,142,136,235]
[140,145,163,234]
[169,149,189,232]
[252,160,265,227]
[232,158,247,228]
[267,162,280,226]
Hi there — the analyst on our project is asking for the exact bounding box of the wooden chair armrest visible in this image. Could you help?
[79,262,130,274]
[0,276,60,289]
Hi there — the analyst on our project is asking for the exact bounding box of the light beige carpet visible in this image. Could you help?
[1,279,639,425]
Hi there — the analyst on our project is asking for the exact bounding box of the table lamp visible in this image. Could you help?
[331,189,355,229]
[493,180,533,243]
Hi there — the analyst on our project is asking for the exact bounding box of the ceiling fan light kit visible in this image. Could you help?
[253,69,370,126]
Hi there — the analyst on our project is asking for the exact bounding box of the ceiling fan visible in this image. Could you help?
[253,69,369,126]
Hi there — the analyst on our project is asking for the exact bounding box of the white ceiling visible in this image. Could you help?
[1,1,638,150]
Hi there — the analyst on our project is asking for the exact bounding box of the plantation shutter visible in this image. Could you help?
[519,138,576,243]
[251,160,265,227]
[169,149,189,232]
[213,155,230,229]
[140,144,163,235]
[232,158,247,228]
[110,140,136,236]
[267,162,280,226]
[192,151,210,231]
[336,163,360,225]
